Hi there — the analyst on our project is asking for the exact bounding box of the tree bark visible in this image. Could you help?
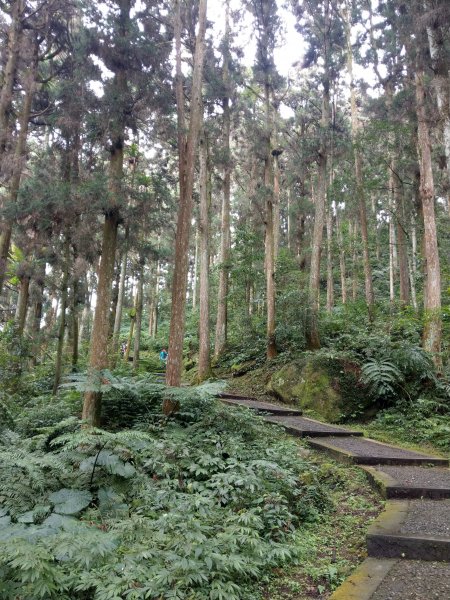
[306,0,331,349]
[0,37,37,294]
[112,227,129,361]
[326,204,334,312]
[197,130,212,381]
[15,275,30,336]
[53,244,70,395]
[0,0,24,164]
[83,211,119,424]
[82,0,130,424]
[415,69,442,363]
[342,0,374,318]
[214,1,231,359]
[133,259,144,372]
[336,207,347,305]
[393,172,410,306]
[166,0,208,386]
[264,80,277,359]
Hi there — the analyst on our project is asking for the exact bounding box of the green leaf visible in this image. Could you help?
[48,489,92,515]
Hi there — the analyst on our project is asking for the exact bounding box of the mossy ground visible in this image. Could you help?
[262,448,384,599]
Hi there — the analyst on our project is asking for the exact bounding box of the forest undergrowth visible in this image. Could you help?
[0,374,374,600]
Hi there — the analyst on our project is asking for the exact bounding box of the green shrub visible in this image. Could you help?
[0,381,329,600]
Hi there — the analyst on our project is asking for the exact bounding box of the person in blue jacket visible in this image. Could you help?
[159,348,168,364]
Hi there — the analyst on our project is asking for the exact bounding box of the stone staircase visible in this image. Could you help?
[217,393,450,600]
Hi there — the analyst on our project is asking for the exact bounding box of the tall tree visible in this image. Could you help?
[214,0,232,359]
[166,0,208,386]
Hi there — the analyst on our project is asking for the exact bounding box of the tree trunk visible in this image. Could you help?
[342,0,374,318]
[427,21,450,214]
[336,207,347,304]
[112,227,129,361]
[0,38,37,294]
[326,204,334,312]
[214,2,231,359]
[0,0,24,163]
[393,172,410,306]
[306,1,331,349]
[53,249,70,395]
[16,275,30,336]
[192,229,198,310]
[264,80,277,359]
[133,260,144,372]
[82,0,130,424]
[415,69,442,363]
[166,0,208,386]
[197,130,212,381]
[83,211,119,424]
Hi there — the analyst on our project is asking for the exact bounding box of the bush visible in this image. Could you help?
[0,381,329,600]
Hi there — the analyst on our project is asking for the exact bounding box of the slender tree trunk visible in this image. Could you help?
[427,22,450,213]
[83,211,119,423]
[112,227,129,361]
[83,0,130,424]
[148,259,160,337]
[342,0,374,318]
[53,247,70,395]
[192,230,198,311]
[306,0,331,349]
[0,0,24,163]
[272,149,282,264]
[326,204,334,312]
[166,0,208,386]
[16,275,30,336]
[0,40,37,294]
[371,196,381,261]
[214,0,231,360]
[388,170,396,304]
[393,173,410,306]
[307,125,329,347]
[133,260,144,372]
[336,208,347,304]
[351,220,358,301]
[264,80,277,359]
[197,130,212,381]
[415,69,442,363]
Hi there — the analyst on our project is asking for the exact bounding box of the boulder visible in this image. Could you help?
[267,357,368,422]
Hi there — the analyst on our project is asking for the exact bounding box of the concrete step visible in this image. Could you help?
[330,558,450,600]
[362,465,450,499]
[366,499,450,561]
[307,436,449,467]
[265,415,363,437]
[218,394,303,416]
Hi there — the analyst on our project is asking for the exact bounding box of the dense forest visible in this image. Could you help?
[0,0,449,598]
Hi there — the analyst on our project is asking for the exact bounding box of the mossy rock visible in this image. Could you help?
[267,357,369,422]
[231,359,257,377]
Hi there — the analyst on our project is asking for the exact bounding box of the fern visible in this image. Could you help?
[361,358,404,399]
[0,449,68,517]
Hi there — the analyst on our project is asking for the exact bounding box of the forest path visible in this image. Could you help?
[217,393,450,600]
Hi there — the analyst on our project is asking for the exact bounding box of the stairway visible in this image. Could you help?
[217,393,450,600]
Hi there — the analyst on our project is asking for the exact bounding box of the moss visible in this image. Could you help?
[267,357,371,422]
[295,362,342,422]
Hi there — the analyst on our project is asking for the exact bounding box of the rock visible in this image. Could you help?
[267,357,368,422]
[231,359,257,377]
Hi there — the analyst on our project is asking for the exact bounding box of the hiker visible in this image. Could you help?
[159,348,168,364]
